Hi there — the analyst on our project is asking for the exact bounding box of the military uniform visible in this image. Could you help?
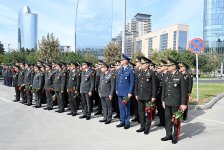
[67,68,81,115]
[18,68,27,103]
[135,57,157,134]
[53,70,66,112]
[98,69,115,123]
[161,70,188,143]
[12,67,20,102]
[116,57,135,128]
[93,68,102,114]
[24,68,34,105]
[155,71,166,126]
[182,71,193,120]
[80,67,95,119]
[44,69,55,109]
[32,70,44,107]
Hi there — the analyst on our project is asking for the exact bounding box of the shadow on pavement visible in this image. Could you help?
[180,122,206,141]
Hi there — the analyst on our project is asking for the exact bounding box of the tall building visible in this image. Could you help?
[18,6,37,50]
[113,13,152,57]
[136,24,189,58]
[76,0,112,56]
[203,0,224,56]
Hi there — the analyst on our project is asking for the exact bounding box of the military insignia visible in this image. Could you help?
[63,73,66,76]
[174,83,177,87]
[147,79,149,82]
[184,76,187,80]
[125,77,128,79]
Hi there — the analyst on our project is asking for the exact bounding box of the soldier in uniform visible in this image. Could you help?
[135,57,157,134]
[161,57,188,144]
[12,65,20,102]
[18,63,27,104]
[178,62,193,121]
[44,63,55,110]
[116,54,135,129]
[32,65,44,108]
[67,62,81,116]
[155,60,167,126]
[24,63,34,106]
[112,60,121,119]
[79,61,95,120]
[93,60,103,115]
[98,62,115,124]
[53,62,66,113]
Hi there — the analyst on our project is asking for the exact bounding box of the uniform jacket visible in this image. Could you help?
[18,69,26,86]
[24,69,34,86]
[53,70,66,92]
[161,71,188,107]
[116,65,135,97]
[44,70,55,90]
[67,69,81,92]
[135,69,157,100]
[80,68,95,94]
[12,71,19,87]
[32,71,44,90]
[98,72,115,97]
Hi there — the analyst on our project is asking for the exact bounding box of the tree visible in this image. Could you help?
[37,33,61,62]
[0,41,5,55]
[131,51,145,63]
[104,43,121,64]
[83,53,98,64]
[62,52,84,64]
[2,50,26,64]
[26,52,38,63]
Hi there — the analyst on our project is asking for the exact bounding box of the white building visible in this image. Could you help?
[136,24,189,58]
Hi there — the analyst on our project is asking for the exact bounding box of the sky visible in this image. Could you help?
[0,0,204,50]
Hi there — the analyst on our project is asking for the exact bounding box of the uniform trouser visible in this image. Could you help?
[7,77,12,86]
[183,96,190,120]
[93,91,102,112]
[68,92,79,113]
[100,96,112,121]
[81,93,92,117]
[3,76,6,85]
[131,95,139,119]
[21,87,27,103]
[165,105,179,141]
[112,94,119,115]
[35,91,42,107]
[15,86,20,101]
[118,96,130,126]
[46,90,53,109]
[156,91,165,124]
[138,100,151,129]
[26,90,33,105]
[55,92,64,111]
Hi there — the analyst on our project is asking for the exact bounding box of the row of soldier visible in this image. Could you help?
[6,54,193,144]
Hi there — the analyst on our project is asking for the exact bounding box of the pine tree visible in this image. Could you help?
[0,41,5,55]
[104,43,121,64]
[37,33,61,62]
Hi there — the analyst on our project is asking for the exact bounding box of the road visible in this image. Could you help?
[0,84,224,150]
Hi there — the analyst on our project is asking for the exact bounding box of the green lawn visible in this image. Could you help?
[190,83,224,105]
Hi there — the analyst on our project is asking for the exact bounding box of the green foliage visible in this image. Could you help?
[131,51,145,63]
[104,43,121,64]
[26,52,38,63]
[62,52,84,64]
[2,50,26,64]
[37,33,61,62]
[83,53,98,64]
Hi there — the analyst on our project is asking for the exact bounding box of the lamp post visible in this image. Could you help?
[74,0,79,53]
[121,0,126,55]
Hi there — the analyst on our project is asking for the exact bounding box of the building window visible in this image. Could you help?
[178,31,187,50]
[173,31,177,50]
[160,33,168,51]
[136,40,142,52]
[148,38,153,57]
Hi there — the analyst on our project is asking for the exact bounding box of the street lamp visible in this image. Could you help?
[74,0,79,53]
[122,0,126,55]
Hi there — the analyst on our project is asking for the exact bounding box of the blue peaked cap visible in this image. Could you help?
[121,53,131,62]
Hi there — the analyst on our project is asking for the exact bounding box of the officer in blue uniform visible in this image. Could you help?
[116,54,135,129]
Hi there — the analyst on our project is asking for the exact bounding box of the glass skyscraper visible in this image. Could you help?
[18,6,38,50]
[76,0,112,56]
[203,0,224,56]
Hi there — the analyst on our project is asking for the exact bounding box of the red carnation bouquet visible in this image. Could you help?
[69,88,75,93]
[122,97,129,105]
[171,108,184,139]
[46,88,53,93]
[145,101,156,124]
[171,109,184,125]
[18,84,25,91]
